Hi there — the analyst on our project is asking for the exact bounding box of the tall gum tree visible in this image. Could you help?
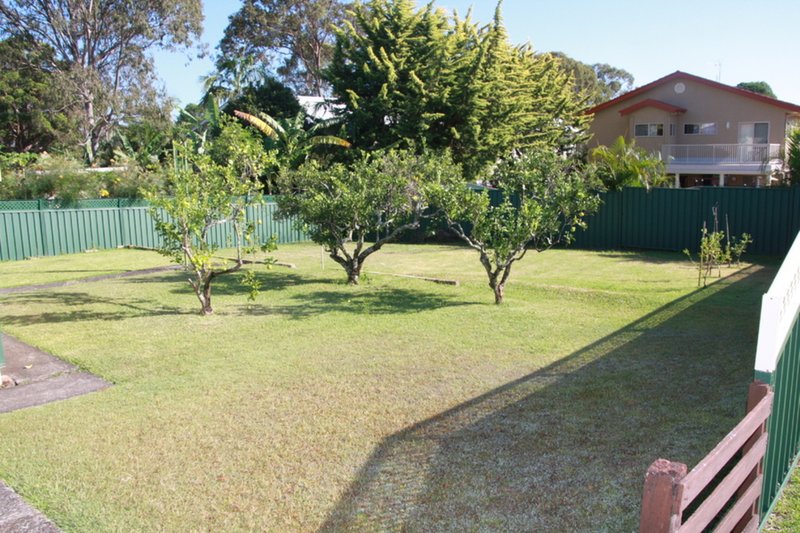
[0,0,203,162]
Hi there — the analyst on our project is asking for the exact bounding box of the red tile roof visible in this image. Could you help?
[618,98,687,115]
[586,71,800,115]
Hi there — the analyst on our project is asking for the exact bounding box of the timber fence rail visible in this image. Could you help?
[0,198,310,261]
[639,381,773,532]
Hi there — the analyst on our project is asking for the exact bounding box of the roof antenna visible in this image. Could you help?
[714,60,722,82]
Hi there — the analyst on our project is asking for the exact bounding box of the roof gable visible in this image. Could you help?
[618,99,686,116]
[587,71,800,115]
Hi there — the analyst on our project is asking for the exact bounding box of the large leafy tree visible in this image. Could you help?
[0,36,73,152]
[431,147,600,304]
[219,0,349,96]
[326,0,589,179]
[0,0,203,163]
[549,52,634,105]
[736,81,776,99]
[277,149,459,284]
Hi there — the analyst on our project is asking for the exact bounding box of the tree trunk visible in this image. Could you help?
[200,279,213,315]
[493,282,505,305]
[346,261,361,285]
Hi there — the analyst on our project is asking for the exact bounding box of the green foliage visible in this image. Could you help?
[219,0,349,95]
[788,129,800,186]
[684,210,752,287]
[0,0,203,162]
[145,137,274,315]
[0,153,160,201]
[235,109,350,192]
[0,37,74,153]
[591,136,669,191]
[221,75,302,120]
[277,149,461,283]
[736,81,776,98]
[548,52,634,106]
[431,146,600,303]
[326,0,589,179]
[726,233,752,267]
[207,115,275,182]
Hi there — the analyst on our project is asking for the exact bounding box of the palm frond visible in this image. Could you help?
[234,110,280,140]
[308,135,352,148]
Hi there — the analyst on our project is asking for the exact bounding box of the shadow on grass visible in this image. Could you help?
[319,265,773,532]
[0,271,474,324]
[0,290,194,325]
[238,287,478,319]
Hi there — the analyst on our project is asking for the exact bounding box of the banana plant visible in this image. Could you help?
[234,110,350,170]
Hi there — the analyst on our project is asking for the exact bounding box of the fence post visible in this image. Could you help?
[639,458,688,533]
[734,380,771,531]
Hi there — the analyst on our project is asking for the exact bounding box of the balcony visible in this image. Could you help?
[661,143,782,174]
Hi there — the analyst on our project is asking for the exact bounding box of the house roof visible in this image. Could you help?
[618,98,686,116]
[586,71,800,115]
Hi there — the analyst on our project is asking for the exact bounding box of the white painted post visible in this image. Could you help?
[674,174,681,188]
[719,174,726,187]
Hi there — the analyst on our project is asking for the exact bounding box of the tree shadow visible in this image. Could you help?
[128,269,326,296]
[319,265,772,532]
[240,287,478,319]
[0,291,194,325]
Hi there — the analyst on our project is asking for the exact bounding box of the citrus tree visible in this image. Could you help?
[431,147,600,304]
[146,137,273,315]
[277,149,460,284]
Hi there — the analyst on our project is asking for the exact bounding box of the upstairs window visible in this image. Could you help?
[634,123,663,137]
[738,122,769,144]
[684,123,717,135]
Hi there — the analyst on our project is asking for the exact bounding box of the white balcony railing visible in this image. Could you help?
[661,144,781,167]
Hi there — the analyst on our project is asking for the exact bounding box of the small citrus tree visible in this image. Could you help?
[147,139,273,315]
[431,148,600,304]
[277,149,460,284]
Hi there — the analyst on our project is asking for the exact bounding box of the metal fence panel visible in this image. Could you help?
[757,316,800,521]
[0,199,310,261]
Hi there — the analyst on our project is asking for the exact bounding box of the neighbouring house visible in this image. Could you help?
[586,71,800,188]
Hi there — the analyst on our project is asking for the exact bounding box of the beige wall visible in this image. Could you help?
[587,78,795,151]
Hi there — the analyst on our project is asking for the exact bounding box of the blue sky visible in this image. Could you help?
[152,0,800,108]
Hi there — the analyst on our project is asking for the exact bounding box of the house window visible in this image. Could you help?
[738,122,769,144]
[635,123,663,137]
[684,123,717,135]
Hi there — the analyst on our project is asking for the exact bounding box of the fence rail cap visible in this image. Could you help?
[755,229,800,373]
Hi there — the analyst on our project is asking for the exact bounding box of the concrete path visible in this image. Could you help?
[0,336,112,532]
[0,335,110,414]
[0,483,61,532]
[0,263,177,531]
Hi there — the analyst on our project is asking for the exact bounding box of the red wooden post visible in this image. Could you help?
[639,458,688,533]
[733,380,772,532]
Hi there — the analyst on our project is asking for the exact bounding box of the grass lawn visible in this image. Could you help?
[0,248,171,289]
[0,243,774,531]
[766,468,800,531]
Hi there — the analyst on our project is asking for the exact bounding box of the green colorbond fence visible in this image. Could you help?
[0,198,310,261]
[752,229,800,525]
[571,187,800,256]
[3,187,800,261]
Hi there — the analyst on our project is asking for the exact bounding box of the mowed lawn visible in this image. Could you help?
[0,243,774,532]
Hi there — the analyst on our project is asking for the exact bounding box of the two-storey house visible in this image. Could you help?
[586,71,800,187]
